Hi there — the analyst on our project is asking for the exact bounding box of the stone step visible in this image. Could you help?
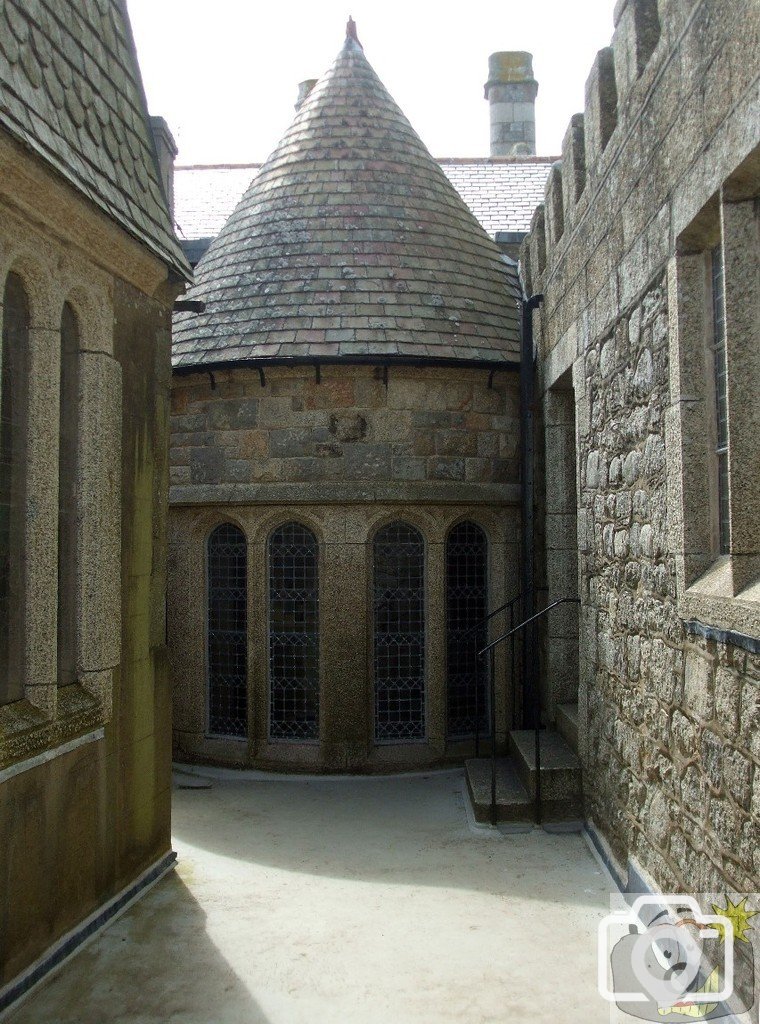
[508,729,582,820]
[555,701,579,753]
[464,757,533,824]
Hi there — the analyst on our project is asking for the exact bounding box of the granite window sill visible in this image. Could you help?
[679,556,760,642]
[0,681,109,773]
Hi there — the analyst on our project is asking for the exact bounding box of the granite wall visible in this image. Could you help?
[168,364,522,771]
[0,133,179,990]
[170,364,520,495]
[522,0,759,893]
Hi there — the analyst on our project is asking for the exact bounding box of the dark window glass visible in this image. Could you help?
[269,522,319,740]
[207,523,248,737]
[446,521,489,738]
[57,302,79,687]
[373,522,425,741]
[0,274,29,705]
[711,246,730,554]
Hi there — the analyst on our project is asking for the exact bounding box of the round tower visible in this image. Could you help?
[169,24,522,772]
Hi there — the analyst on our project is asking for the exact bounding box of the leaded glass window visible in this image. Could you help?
[446,521,489,738]
[207,523,248,737]
[373,522,425,741]
[268,522,319,740]
[0,273,29,705]
[711,245,730,554]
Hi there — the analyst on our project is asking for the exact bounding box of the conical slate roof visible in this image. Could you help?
[173,27,521,369]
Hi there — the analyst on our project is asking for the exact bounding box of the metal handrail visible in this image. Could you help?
[471,592,523,758]
[460,594,521,639]
[463,587,549,641]
[471,587,550,755]
[477,596,581,827]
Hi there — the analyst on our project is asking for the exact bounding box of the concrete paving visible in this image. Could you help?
[6,769,620,1024]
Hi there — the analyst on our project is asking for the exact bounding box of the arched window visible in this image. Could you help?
[207,523,248,737]
[0,274,29,705]
[57,302,79,687]
[268,522,319,740]
[446,521,489,738]
[373,522,425,741]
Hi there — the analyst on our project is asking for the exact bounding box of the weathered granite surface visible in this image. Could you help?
[524,0,760,893]
[170,365,520,494]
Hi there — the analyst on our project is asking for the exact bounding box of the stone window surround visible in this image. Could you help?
[0,231,122,772]
[177,504,511,764]
[200,513,434,746]
[666,170,760,640]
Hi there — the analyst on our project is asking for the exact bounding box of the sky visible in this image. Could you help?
[126,0,617,167]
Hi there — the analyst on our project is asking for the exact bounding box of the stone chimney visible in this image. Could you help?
[149,116,178,220]
[295,80,318,111]
[484,52,538,156]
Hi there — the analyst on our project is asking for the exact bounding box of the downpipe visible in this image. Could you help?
[520,292,543,826]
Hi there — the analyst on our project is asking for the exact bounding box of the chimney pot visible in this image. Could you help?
[295,79,318,111]
[484,52,538,157]
[149,115,178,219]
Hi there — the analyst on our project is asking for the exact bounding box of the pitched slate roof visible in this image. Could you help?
[172,29,523,370]
[0,0,191,280]
[438,158,555,235]
[174,157,554,245]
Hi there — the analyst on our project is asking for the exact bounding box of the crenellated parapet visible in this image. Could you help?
[525,0,760,900]
[521,0,759,347]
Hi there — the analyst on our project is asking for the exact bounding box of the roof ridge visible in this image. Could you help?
[175,156,560,172]
[436,155,560,164]
[176,162,264,171]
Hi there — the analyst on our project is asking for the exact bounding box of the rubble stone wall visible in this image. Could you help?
[522,0,759,892]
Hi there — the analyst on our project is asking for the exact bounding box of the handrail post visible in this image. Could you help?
[474,649,481,758]
[476,596,581,829]
[490,646,497,827]
[534,661,542,826]
[509,600,515,728]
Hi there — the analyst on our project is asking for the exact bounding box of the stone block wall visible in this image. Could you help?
[0,135,180,989]
[170,365,520,496]
[522,0,759,893]
[168,363,522,772]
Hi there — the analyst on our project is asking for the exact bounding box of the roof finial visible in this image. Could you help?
[346,15,361,47]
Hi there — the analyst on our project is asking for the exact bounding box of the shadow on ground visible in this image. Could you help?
[171,769,607,908]
[6,874,269,1024]
[7,771,616,1024]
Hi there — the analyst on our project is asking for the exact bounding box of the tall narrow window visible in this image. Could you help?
[0,274,29,705]
[57,303,79,687]
[446,521,489,738]
[269,522,319,740]
[207,523,248,737]
[711,245,730,554]
[373,522,425,741]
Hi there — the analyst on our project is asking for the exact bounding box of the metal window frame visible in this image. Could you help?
[445,519,490,739]
[266,520,320,743]
[205,521,249,740]
[372,520,427,744]
[710,245,731,555]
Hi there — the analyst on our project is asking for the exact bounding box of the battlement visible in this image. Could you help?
[521,0,759,902]
[521,0,758,323]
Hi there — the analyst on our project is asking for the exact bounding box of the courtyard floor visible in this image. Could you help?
[7,768,620,1024]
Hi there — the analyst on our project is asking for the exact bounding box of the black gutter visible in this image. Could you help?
[519,293,543,785]
[172,354,521,377]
